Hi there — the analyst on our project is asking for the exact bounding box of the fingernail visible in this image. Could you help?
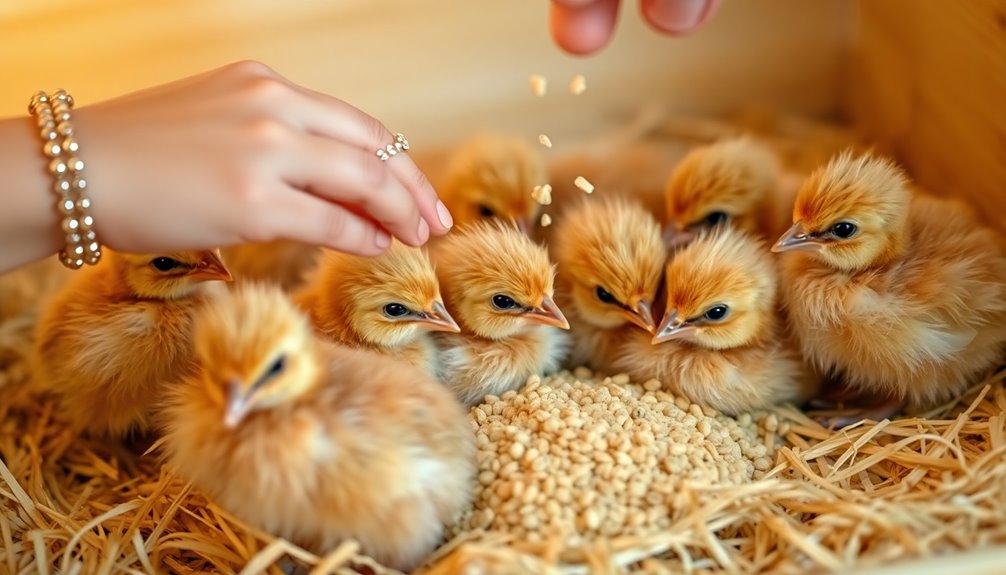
[375,230,391,249]
[645,0,709,32]
[436,200,454,229]
[417,218,430,242]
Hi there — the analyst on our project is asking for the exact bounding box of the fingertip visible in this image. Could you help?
[639,0,719,35]
[375,229,391,250]
[549,0,620,56]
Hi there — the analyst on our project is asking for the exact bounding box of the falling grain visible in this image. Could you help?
[574,176,595,194]
[538,134,553,148]
[539,214,552,228]
[531,184,553,206]
[529,74,547,97]
[570,75,587,95]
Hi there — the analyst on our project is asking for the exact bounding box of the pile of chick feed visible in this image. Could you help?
[3,110,1006,575]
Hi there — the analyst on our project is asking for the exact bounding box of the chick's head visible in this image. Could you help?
[555,197,665,333]
[655,226,776,350]
[114,249,232,299]
[435,221,568,339]
[772,151,910,271]
[192,283,319,427]
[321,242,459,347]
[664,137,780,248]
[439,134,545,234]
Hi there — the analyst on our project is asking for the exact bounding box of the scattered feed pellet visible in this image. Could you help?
[531,184,553,206]
[570,74,587,95]
[574,176,594,194]
[529,74,547,97]
[538,134,552,148]
[539,213,552,227]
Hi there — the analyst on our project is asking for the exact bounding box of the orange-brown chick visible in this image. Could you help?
[663,136,794,249]
[220,240,321,291]
[614,226,814,415]
[32,249,232,437]
[293,241,458,377]
[552,197,665,374]
[159,284,475,572]
[435,134,545,234]
[431,221,570,406]
[772,151,1006,411]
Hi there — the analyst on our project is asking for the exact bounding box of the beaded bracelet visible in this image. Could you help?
[28,90,101,269]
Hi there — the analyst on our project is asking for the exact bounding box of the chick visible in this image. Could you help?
[772,151,1006,417]
[431,221,571,406]
[551,197,666,374]
[160,284,475,572]
[220,240,321,291]
[663,136,795,248]
[32,249,232,437]
[435,134,545,234]
[293,241,459,376]
[614,226,814,415]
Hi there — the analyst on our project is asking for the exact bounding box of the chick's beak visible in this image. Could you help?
[224,379,251,428]
[622,299,656,334]
[192,251,234,282]
[651,310,697,344]
[414,300,461,333]
[526,295,570,330]
[772,222,822,254]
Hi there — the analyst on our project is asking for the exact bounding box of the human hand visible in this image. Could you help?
[74,61,452,257]
[549,0,721,55]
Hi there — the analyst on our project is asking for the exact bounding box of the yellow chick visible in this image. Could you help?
[772,151,1006,416]
[435,134,546,234]
[663,136,795,248]
[32,249,232,437]
[293,241,459,376]
[159,284,475,572]
[614,226,814,415]
[431,221,571,406]
[552,197,666,374]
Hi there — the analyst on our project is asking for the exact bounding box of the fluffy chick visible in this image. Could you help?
[552,197,666,373]
[220,240,321,291]
[663,136,795,248]
[293,241,459,376]
[435,134,545,234]
[33,249,232,437]
[772,151,1006,413]
[614,226,814,415]
[431,221,570,406]
[160,284,474,572]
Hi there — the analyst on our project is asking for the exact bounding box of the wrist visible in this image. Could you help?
[0,114,63,272]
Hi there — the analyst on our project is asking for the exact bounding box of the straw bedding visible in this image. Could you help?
[3,112,1006,574]
[2,313,1005,574]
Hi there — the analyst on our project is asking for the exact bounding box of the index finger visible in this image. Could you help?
[550,0,621,55]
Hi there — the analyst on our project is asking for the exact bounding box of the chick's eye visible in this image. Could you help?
[704,305,729,322]
[595,286,618,305]
[383,303,409,318]
[150,257,181,272]
[491,294,518,310]
[831,221,858,239]
[266,356,286,379]
[478,204,496,218]
[703,211,729,227]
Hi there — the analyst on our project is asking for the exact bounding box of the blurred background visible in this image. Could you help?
[1,1,1002,217]
[0,1,852,144]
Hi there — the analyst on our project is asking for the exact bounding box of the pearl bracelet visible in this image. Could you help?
[28,90,101,269]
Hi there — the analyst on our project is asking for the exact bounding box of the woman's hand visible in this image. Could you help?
[75,61,453,257]
[549,0,721,55]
